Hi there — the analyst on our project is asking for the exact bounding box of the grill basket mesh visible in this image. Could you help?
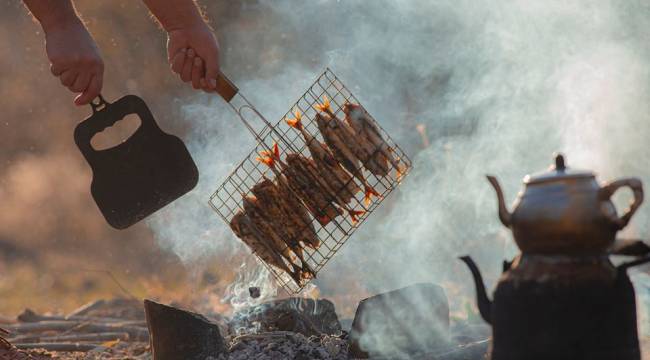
[209,69,412,294]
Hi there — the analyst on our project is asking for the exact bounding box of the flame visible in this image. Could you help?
[415,123,430,148]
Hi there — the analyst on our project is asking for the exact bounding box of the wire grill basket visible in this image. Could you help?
[209,68,412,294]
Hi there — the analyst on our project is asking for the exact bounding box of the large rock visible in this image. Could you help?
[144,299,226,360]
[231,298,342,337]
[349,283,450,358]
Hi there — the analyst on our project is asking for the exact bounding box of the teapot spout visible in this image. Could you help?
[459,256,492,324]
[486,175,512,227]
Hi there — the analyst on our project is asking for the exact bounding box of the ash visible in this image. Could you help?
[216,331,349,360]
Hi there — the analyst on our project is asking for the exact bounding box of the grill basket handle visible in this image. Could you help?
[215,72,238,102]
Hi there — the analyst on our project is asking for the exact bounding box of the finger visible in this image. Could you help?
[180,48,195,82]
[199,78,215,93]
[171,48,187,74]
[191,57,204,89]
[70,71,91,93]
[75,73,103,106]
[60,70,79,87]
[51,63,67,76]
[167,36,186,62]
[203,43,220,89]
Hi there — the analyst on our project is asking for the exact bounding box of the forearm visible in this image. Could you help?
[23,0,82,34]
[142,0,206,31]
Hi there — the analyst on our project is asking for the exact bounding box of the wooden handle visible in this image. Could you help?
[215,72,238,102]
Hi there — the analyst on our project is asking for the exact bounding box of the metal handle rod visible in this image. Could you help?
[227,92,302,156]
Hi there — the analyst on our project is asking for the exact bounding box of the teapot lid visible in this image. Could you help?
[524,154,594,185]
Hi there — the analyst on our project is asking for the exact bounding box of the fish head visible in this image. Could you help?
[315,112,330,128]
[342,102,361,115]
[285,153,300,165]
[230,212,244,234]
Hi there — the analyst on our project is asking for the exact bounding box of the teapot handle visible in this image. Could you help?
[599,178,644,230]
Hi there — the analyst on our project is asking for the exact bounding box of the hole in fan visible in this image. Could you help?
[90,114,141,150]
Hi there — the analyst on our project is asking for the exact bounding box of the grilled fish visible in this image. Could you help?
[315,112,380,205]
[285,153,344,223]
[316,97,390,176]
[251,178,316,277]
[343,102,405,179]
[258,143,343,225]
[242,195,301,274]
[230,210,303,284]
[287,111,365,222]
[274,174,321,249]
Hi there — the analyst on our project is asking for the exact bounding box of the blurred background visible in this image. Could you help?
[1,0,650,327]
[0,1,244,315]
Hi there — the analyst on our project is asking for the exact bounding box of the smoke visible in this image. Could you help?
[146,0,650,350]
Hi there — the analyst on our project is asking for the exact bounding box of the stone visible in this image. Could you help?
[144,299,226,360]
[349,282,450,358]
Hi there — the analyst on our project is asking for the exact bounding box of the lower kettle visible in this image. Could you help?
[460,249,650,360]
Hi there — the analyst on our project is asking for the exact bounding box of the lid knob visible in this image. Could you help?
[555,153,566,172]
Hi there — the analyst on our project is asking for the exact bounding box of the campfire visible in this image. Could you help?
[0,286,490,360]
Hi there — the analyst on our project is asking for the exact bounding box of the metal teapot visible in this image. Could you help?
[488,154,644,254]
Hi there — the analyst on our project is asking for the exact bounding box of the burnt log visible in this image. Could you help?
[231,298,341,336]
[349,282,450,359]
[144,299,226,360]
[14,343,101,352]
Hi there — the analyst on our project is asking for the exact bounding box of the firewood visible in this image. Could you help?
[17,309,145,326]
[5,321,77,333]
[67,300,106,317]
[14,343,102,352]
[6,321,148,341]
[9,332,131,344]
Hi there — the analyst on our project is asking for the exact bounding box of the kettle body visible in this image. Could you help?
[488,154,643,254]
[461,255,643,360]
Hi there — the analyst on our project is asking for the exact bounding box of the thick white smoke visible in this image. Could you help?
[147,0,650,347]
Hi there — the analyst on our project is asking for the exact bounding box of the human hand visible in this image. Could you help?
[45,20,104,106]
[167,21,220,93]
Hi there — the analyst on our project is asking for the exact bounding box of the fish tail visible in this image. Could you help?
[288,268,303,284]
[301,263,316,279]
[347,208,365,223]
[272,142,280,160]
[317,214,331,225]
[256,155,275,168]
[286,110,303,130]
[363,185,381,206]
[314,95,332,114]
[396,164,407,181]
